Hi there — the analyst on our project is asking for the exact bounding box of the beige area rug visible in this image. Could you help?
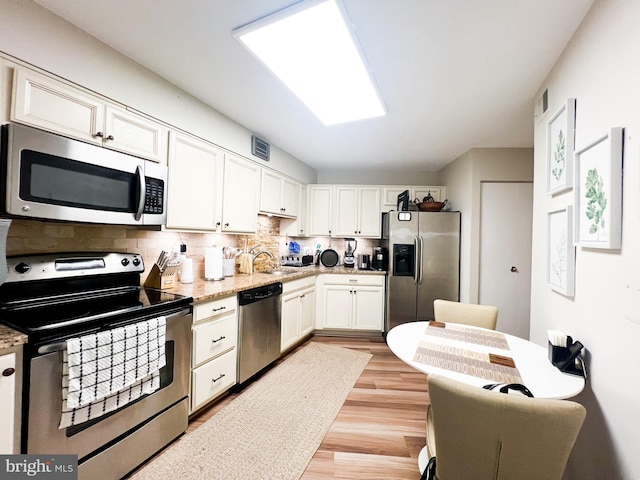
[130,343,372,480]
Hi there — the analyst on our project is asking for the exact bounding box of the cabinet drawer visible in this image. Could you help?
[193,295,236,323]
[192,315,238,367]
[320,274,385,287]
[191,349,237,412]
[282,276,315,294]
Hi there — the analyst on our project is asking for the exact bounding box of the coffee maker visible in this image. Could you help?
[372,246,388,271]
[343,238,357,268]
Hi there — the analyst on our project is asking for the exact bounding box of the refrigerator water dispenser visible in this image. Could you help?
[393,244,415,276]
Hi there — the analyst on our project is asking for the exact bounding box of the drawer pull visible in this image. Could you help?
[212,306,227,312]
[2,368,15,377]
[212,373,226,383]
[349,279,357,283]
[211,336,226,343]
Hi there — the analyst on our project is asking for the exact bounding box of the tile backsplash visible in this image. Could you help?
[6,216,380,281]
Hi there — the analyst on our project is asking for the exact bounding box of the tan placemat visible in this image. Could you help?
[424,321,510,350]
[413,341,523,384]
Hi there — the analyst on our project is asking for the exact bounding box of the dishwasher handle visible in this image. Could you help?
[238,282,283,306]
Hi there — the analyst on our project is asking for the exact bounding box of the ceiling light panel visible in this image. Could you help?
[234,0,386,125]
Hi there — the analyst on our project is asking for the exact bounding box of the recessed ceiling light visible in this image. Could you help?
[234,0,386,126]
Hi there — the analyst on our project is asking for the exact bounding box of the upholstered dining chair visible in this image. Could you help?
[422,375,586,480]
[433,299,499,330]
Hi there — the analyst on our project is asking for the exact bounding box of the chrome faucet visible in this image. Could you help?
[252,250,275,273]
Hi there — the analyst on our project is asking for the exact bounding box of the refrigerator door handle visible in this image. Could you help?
[418,235,424,285]
[413,235,420,285]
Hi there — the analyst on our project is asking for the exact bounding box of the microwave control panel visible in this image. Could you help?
[144,177,165,214]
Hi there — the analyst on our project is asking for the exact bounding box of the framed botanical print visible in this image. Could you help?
[547,98,576,195]
[547,206,575,297]
[574,127,623,249]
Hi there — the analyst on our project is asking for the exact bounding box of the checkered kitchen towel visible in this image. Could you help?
[59,316,166,428]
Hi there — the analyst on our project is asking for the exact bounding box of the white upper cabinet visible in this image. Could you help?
[281,184,308,237]
[11,68,167,162]
[307,185,333,236]
[259,169,300,218]
[103,106,167,162]
[221,154,260,233]
[166,131,224,231]
[381,186,445,211]
[334,186,381,238]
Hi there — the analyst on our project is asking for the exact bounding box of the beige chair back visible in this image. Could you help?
[426,375,586,480]
[433,299,498,330]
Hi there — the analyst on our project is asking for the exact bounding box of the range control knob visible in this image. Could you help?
[121,258,130,267]
[15,262,31,274]
[132,258,141,267]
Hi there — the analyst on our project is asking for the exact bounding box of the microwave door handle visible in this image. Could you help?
[134,165,145,221]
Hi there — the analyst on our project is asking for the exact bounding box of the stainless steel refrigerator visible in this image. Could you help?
[382,210,460,332]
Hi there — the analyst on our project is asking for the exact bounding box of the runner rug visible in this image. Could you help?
[129,343,372,480]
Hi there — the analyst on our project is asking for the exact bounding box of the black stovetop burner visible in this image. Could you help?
[0,252,192,342]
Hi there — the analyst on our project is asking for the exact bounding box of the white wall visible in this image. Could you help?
[0,0,317,184]
[317,169,440,185]
[531,0,640,477]
[439,148,533,303]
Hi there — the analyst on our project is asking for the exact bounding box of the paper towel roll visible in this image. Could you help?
[205,247,223,280]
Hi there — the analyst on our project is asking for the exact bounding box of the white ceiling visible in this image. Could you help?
[34,0,593,172]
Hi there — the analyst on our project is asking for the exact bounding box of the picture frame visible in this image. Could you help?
[574,127,623,249]
[546,98,576,195]
[547,206,575,297]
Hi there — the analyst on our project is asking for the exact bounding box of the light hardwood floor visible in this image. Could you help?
[186,335,429,479]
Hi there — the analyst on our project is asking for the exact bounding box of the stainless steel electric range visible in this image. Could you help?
[0,252,193,480]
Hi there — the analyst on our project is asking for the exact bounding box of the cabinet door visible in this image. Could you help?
[358,187,382,237]
[334,187,359,236]
[307,186,333,236]
[322,285,352,329]
[353,286,384,330]
[260,169,283,215]
[0,353,16,454]
[12,68,104,144]
[222,154,260,233]
[281,292,301,352]
[104,106,167,163]
[299,287,316,337]
[281,177,300,217]
[166,131,224,231]
[414,187,443,202]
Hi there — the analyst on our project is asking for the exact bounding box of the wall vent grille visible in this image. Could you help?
[252,135,270,161]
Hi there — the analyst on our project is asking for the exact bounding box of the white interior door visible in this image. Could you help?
[479,182,533,339]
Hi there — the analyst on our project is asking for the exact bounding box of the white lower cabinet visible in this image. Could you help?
[0,351,17,454]
[316,274,385,331]
[190,295,238,414]
[281,277,316,353]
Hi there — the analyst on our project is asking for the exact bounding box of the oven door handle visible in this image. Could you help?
[38,342,67,355]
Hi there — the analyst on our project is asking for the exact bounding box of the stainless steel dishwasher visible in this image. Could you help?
[237,282,283,384]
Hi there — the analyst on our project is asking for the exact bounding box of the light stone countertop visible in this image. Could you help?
[164,266,387,303]
[0,267,387,348]
[0,324,28,350]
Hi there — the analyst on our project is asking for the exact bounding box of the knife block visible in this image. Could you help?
[144,264,177,290]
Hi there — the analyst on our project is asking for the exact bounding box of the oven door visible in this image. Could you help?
[25,307,191,467]
[3,122,167,225]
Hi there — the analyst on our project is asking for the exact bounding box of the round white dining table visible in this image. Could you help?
[386,321,585,400]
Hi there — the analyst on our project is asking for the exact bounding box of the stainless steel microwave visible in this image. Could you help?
[1,123,167,225]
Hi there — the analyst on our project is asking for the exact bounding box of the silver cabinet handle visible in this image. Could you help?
[212,373,226,383]
[211,336,226,343]
[212,306,226,312]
